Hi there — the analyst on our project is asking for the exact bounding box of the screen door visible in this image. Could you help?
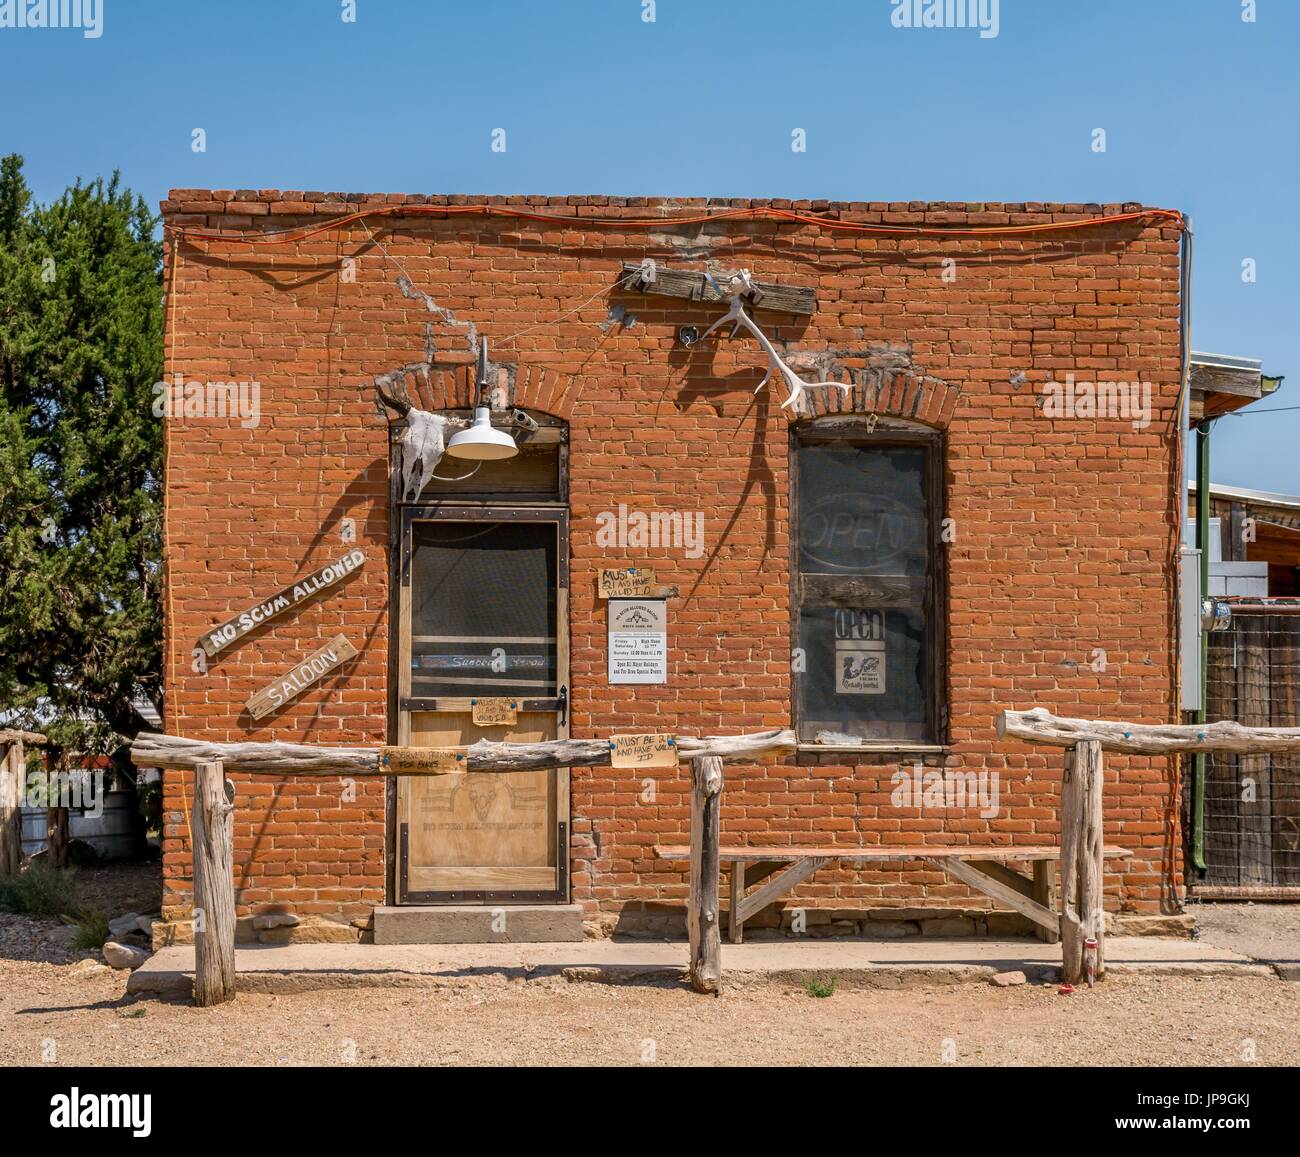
[395,506,569,902]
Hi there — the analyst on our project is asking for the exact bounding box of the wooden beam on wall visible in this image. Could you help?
[619,262,817,316]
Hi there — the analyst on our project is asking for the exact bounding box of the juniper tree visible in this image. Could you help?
[0,154,164,762]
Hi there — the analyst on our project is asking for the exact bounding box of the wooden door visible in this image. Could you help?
[395,507,569,903]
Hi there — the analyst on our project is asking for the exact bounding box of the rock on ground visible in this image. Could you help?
[102,941,150,970]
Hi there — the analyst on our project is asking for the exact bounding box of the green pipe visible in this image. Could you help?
[1191,421,1210,872]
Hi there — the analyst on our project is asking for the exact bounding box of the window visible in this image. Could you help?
[792,422,945,746]
[395,410,566,505]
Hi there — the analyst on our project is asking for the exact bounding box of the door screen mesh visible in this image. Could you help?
[410,521,557,696]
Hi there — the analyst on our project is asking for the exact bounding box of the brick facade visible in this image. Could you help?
[159,192,1185,931]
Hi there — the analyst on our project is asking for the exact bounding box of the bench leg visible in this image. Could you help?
[734,857,828,928]
[729,862,745,944]
[941,858,1059,937]
[1033,859,1060,944]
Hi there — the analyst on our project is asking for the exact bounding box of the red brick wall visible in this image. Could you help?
[159,192,1185,926]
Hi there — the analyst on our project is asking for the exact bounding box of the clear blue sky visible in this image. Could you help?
[2,0,1296,493]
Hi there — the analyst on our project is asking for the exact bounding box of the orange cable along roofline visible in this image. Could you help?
[164,202,1187,246]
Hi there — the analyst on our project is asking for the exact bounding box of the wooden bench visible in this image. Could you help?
[655,844,1133,944]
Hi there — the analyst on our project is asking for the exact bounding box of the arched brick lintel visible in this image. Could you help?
[792,369,961,429]
[419,361,580,423]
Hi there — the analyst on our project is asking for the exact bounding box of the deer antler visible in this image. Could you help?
[701,270,852,413]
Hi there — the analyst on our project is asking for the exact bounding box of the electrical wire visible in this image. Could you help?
[428,460,482,482]
[167,202,1186,247]
[1227,405,1300,415]
[497,270,640,350]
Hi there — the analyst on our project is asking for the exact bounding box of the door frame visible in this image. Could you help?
[387,503,570,904]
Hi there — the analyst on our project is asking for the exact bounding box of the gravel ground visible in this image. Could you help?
[3,865,1296,1067]
[1,962,1296,1067]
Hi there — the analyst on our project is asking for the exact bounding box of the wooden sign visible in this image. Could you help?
[471,697,518,726]
[609,733,678,769]
[245,634,358,721]
[200,549,367,657]
[598,566,655,598]
[378,746,467,774]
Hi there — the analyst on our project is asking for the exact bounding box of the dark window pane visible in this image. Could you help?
[416,441,559,498]
[410,521,557,696]
[797,606,929,742]
[798,444,927,576]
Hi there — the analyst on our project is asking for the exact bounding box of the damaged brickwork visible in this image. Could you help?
[159,192,1185,933]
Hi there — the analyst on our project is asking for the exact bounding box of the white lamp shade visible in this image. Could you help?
[445,406,518,460]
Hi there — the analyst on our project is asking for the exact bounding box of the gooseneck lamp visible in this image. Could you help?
[445,337,518,461]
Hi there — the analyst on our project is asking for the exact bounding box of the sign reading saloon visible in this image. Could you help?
[200,549,366,657]
[246,634,359,720]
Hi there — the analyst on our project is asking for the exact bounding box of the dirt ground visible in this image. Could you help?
[1,961,1295,1067]
[2,864,1298,1067]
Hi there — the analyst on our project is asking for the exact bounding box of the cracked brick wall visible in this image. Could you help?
[159,192,1185,930]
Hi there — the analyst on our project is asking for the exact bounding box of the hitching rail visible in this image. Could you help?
[129,729,795,1002]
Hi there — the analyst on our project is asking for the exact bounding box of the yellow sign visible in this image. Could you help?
[471,697,518,726]
[598,566,656,598]
[378,746,468,774]
[609,733,678,769]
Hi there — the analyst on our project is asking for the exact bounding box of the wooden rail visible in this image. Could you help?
[998,707,1300,755]
[130,728,796,774]
[150,711,1300,1001]
[132,729,794,1000]
[997,706,1300,983]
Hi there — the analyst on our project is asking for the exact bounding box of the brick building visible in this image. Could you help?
[158,192,1185,941]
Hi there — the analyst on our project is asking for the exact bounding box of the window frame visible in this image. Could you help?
[790,416,948,749]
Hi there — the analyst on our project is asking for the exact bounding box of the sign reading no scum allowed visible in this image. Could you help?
[199,549,366,658]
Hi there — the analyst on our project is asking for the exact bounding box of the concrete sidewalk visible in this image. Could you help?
[127,936,1276,996]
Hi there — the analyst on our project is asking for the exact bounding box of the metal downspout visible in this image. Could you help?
[1192,419,1210,872]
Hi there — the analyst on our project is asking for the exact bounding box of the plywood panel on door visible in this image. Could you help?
[402,711,558,893]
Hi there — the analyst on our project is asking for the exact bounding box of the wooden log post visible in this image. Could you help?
[687,756,723,995]
[1059,739,1104,984]
[1080,739,1105,980]
[0,739,23,877]
[46,804,69,868]
[192,761,236,1007]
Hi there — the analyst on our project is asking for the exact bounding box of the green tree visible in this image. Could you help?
[0,154,164,761]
